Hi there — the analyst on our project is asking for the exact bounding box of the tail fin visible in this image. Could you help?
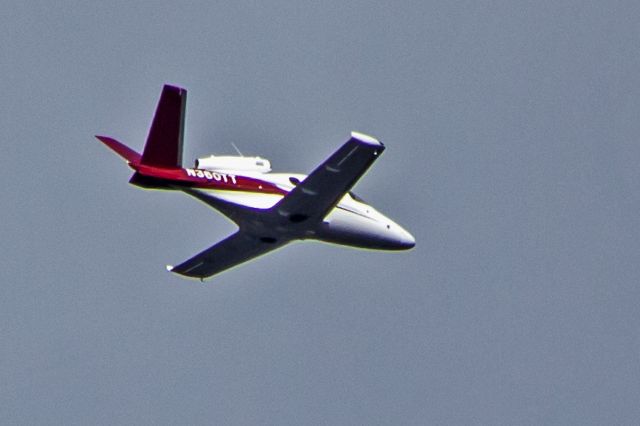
[140,85,187,169]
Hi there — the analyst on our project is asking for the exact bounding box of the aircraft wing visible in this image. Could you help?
[273,132,384,222]
[167,231,287,279]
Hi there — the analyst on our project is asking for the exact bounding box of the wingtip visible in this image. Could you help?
[351,131,382,146]
[166,264,174,272]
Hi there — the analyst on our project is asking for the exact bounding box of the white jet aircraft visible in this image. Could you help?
[98,85,415,280]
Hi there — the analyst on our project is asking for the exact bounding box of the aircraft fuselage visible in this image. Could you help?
[98,84,414,279]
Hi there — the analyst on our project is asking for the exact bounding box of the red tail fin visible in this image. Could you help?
[141,85,187,169]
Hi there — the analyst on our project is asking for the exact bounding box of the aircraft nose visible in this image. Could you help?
[385,221,415,250]
[397,227,416,249]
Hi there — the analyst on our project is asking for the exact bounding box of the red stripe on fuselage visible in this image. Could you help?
[131,163,287,195]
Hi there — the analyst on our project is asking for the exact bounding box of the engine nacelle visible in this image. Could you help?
[195,155,271,173]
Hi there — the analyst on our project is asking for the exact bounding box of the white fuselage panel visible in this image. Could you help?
[196,170,414,250]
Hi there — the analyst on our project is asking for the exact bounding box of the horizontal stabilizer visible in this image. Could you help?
[96,135,141,164]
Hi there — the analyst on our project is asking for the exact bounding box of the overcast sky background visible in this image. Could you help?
[2,1,640,424]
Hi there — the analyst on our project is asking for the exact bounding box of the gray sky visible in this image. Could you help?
[2,1,640,424]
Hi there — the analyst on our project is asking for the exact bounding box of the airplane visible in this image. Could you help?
[97,84,415,280]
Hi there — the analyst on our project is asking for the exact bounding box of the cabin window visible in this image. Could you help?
[256,161,264,166]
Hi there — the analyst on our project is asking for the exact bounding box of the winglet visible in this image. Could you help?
[351,131,383,147]
[166,265,174,272]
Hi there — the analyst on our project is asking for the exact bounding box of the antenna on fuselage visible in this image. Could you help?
[231,142,244,157]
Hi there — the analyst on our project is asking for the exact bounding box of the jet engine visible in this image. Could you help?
[195,155,271,173]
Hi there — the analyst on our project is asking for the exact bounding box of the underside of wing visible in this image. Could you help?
[167,231,288,280]
[273,131,384,223]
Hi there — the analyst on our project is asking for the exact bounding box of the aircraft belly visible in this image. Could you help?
[203,189,284,209]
